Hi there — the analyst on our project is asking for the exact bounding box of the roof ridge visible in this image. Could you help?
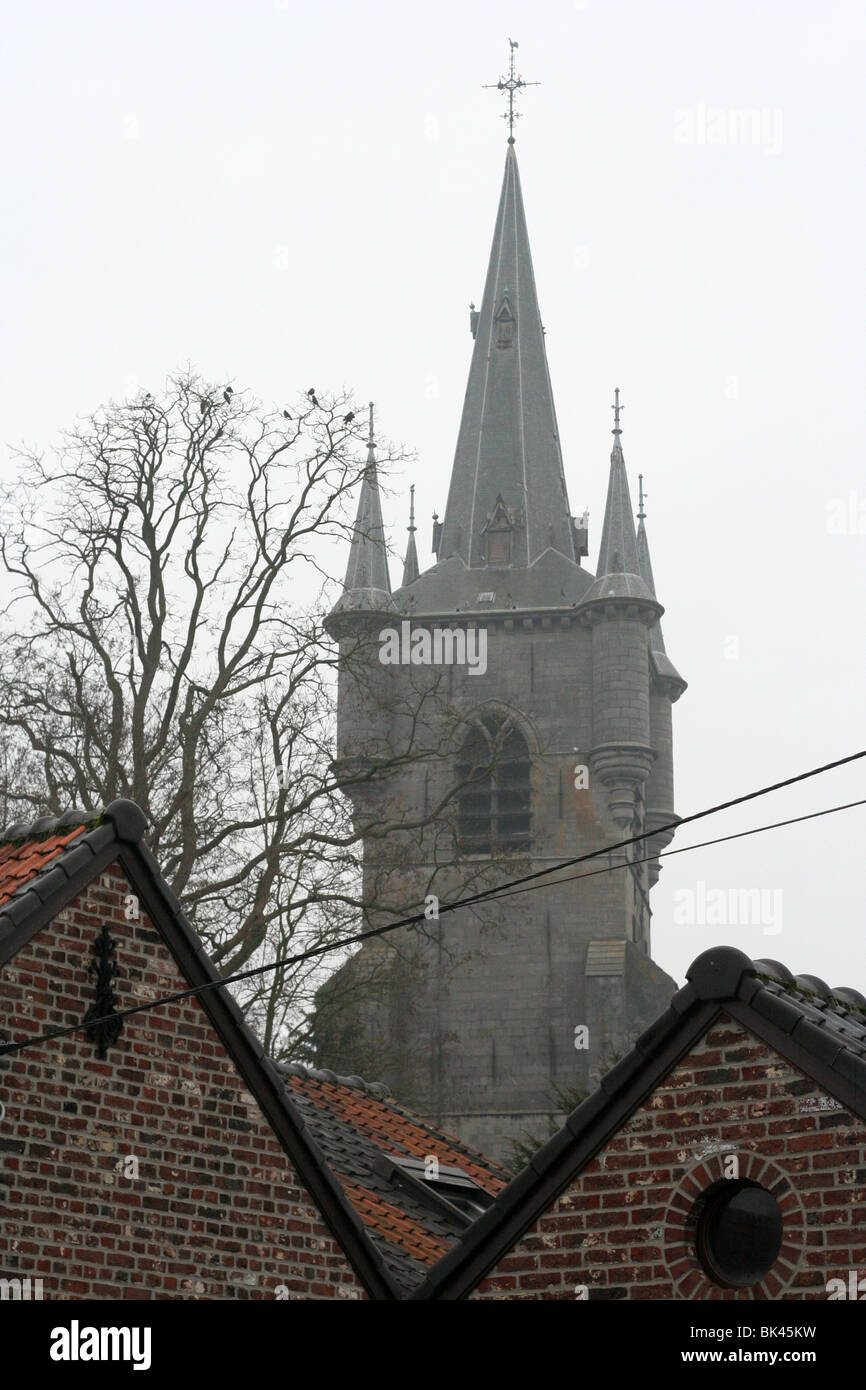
[753,958,866,1014]
[0,798,149,847]
[0,808,98,844]
[685,946,866,1011]
[278,1060,394,1099]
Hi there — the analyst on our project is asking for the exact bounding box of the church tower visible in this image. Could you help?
[318,76,685,1160]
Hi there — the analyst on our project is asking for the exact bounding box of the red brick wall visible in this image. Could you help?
[0,864,366,1299]
[473,1013,866,1299]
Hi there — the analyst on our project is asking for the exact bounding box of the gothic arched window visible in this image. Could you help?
[457,715,531,855]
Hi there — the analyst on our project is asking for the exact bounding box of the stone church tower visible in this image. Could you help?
[317,137,686,1161]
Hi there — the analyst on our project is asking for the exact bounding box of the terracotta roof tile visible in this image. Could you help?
[281,1063,506,1295]
[0,826,88,908]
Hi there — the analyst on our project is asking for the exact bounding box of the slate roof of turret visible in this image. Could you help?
[401,489,420,588]
[579,430,658,609]
[636,511,686,689]
[331,439,395,617]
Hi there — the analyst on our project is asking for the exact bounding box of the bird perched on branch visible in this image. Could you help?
[343,411,355,424]
[307,387,319,407]
[223,387,233,403]
[282,410,291,420]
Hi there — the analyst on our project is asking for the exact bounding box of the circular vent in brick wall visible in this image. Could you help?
[694,1180,783,1288]
[662,1151,806,1298]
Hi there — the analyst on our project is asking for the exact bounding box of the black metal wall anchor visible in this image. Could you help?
[82,924,123,1058]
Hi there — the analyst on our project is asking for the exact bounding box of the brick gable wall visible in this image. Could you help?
[473,1014,866,1299]
[0,864,366,1299]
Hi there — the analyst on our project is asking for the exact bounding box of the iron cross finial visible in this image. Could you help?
[408,483,416,533]
[483,38,539,143]
[611,386,624,437]
[367,401,375,447]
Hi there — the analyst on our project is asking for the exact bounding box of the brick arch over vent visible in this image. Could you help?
[662,1151,807,1298]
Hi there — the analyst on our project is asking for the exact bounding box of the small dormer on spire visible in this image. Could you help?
[329,401,395,617]
[494,291,515,349]
[401,484,420,587]
[481,493,516,566]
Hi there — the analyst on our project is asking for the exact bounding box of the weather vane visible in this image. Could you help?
[611,386,624,437]
[483,38,539,143]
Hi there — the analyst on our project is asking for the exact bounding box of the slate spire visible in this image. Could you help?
[581,391,656,606]
[635,475,686,690]
[437,143,575,568]
[331,404,395,615]
[401,484,419,587]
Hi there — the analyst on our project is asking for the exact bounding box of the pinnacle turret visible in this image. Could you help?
[401,484,419,587]
[330,404,395,616]
[580,392,657,610]
[635,475,686,694]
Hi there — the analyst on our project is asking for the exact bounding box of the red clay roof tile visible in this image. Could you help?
[0,827,87,908]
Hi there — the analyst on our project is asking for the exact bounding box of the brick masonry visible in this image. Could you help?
[0,864,365,1299]
[472,1013,866,1299]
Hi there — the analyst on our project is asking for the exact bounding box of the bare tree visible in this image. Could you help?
[0,371,502,1060]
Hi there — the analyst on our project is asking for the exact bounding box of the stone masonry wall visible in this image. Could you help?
[321,613,676,1162]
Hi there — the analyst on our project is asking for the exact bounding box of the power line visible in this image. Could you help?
[480,797,866,906]
[1,749,863,1059]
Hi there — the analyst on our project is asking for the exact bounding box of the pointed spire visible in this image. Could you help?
[635,477,686,690]
[331,403,395,616]
[580,391,656,607]
[437,143,574,568]
[401,484,420,587]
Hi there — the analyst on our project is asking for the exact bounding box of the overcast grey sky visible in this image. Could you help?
[2,0,864,991]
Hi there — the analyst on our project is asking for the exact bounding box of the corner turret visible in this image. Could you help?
[636,474,687,883]
[579,392,660,829]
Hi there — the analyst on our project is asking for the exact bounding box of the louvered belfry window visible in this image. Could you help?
[457,715,531,855]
